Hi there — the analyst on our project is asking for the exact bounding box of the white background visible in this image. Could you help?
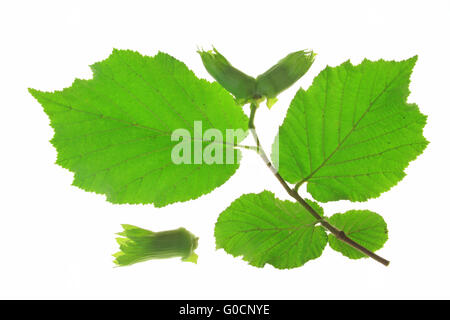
[1,0,449,299]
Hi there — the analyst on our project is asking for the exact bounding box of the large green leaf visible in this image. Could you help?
[328,210,388,259]
[30,49,248,207]
[215,191,328,269]
[273,57,428,202]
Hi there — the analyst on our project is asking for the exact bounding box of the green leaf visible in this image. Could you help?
[328,210,388,259]
[29,49,248,207]
[273,57,428,202]
[215,191,328,269]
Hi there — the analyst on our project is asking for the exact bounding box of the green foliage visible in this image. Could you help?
[215,191,328,269]
[113,225,199,266]
[328,210,388,259]
[31,48,428,268]
[29,49,248,207]
[273,57,428,202]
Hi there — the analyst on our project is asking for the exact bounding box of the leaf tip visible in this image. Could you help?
[28,87,40,98]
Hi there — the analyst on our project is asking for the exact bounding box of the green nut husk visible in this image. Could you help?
[256,50,316,108]
[113,225,199,266]
[198,47,257,103]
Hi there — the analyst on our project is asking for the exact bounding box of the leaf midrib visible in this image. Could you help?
[297,64,411,186]
[35,92,242,149]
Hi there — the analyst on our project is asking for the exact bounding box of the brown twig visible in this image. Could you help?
[247,102,389,266]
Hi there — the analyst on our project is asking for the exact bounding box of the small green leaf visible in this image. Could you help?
[30,49,248,207]
[273,57,428,202]
[328,210,388,259]
[113,225,199,266]
[215,191,327,269]
[266,97,278,109]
